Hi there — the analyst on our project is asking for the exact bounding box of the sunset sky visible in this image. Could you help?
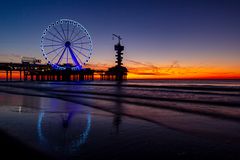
[0,0,240,79]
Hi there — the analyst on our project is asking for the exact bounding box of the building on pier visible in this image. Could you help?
[102,34,128,81]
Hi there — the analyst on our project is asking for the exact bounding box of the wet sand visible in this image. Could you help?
[0,132,236,160]
[0,130,53,159]
[0,80,240,159]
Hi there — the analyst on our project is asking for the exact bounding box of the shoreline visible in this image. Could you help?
[0,80,240,159]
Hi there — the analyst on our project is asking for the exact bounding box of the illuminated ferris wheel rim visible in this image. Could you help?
[40,19,93,70]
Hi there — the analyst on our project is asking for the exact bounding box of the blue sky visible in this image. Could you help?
[0,0,240,71]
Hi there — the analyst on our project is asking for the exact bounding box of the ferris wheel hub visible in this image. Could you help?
[65,41,71,47]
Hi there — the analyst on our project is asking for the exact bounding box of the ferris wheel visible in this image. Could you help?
[40,19,93,70]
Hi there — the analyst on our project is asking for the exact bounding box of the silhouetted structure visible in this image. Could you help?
[104,34,128,81]
[0,35,128,81]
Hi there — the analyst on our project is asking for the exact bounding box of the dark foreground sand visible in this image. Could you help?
[1,129,238,160]
[0,130,53,160]
[0,81,240,160]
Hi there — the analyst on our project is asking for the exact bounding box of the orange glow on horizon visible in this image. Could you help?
[87,62,240,80]
[126,67,240,79]
[0,64,240,80]
[126,73,240,80]
[0,71,22,80]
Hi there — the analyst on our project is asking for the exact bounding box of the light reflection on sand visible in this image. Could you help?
[0,80,240,159]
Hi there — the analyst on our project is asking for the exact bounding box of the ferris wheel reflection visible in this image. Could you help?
[37,111,91,154]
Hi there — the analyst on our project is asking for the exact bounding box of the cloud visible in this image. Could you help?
[85,59,240,79]
[130,72,171,76]
[166,60,180,72]
[85,63,114,71]
[126,59,159,68]
[125,59,160,73]
[0,54,22,63]
[125,59,147,66]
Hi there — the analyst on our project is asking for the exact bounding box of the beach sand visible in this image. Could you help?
[0,80,240,159]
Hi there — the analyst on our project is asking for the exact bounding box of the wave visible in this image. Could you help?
[0,82,240,124]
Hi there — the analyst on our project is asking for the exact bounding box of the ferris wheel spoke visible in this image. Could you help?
[72,45,90,51]
[43,44,63,47]
[43,37,63,44]
[53,26,65,41]
[68,47,81,66]
[47,30,64,42]
[45,46,64,55]
[51,47,65,62]
[69,25,77,40]
[72,41,91,45]
[72,35,86,43]
[56,47,67,65]
[67,22,69,40]
[71,46,89,58]
[71,29,82,42]
[60,23,67,40]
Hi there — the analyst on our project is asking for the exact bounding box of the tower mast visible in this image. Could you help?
[112,34,124,67]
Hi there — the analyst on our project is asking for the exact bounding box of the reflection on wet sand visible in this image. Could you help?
[0,81,240,159]
[37,111,91,155]
[112,81,124,134]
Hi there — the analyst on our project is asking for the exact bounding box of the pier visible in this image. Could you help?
[0,34,127,82]
[0,63,94,81]
[0,62,126,81]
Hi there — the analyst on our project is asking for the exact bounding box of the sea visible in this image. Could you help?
[0,79,240,159]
